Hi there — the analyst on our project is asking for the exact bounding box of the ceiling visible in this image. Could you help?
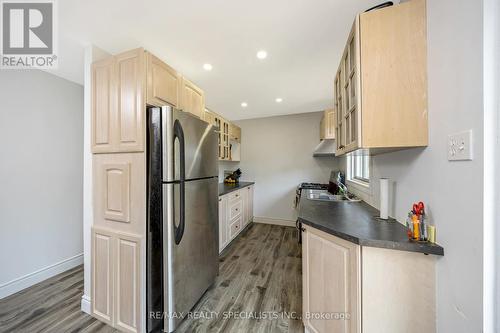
[50,0,395,120]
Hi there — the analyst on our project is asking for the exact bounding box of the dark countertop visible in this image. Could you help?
[219,182,255,196]
[298,193,444,256]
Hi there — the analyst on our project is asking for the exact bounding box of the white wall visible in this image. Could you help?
[220,112,339,222]
[483,0,500,331]
[337,1,484,331]
[0,70,84,298]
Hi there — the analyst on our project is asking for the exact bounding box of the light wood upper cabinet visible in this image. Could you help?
[320,109,336,140]
[146,52,179,107]
[115,49,145,152]
[92,57,115,153]
[302,226,361,333]
[203,108,217,126]
[334,0,427,156]
[325,109,335,139]
[203,108,241,161]
[229,123,241,142]
[92,48,145,153]
[179,77,205,119]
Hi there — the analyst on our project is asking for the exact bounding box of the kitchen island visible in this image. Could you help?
[298,191,442,333]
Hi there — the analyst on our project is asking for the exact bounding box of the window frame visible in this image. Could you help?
[346,154,371,194]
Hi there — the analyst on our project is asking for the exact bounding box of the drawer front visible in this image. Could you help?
[228,190,241,201]
[229,216,242,239]
[229,199,243,220]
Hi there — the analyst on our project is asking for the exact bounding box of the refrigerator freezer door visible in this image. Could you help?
[162,177,218,332]
[162,107,218,182]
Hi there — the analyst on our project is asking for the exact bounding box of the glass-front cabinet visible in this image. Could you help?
[335,19,361,156]
[333,0,428,156]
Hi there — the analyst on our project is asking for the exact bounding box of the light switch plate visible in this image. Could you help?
[448,130,473,161]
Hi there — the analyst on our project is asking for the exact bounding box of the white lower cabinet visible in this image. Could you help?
[92,226,143,333]
[218,196,229,252]
[302,225,437,333]
[218,185,254,253]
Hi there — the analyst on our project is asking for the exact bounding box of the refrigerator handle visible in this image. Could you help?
[173,119,186,245]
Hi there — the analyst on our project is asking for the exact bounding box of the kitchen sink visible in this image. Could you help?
[305,189,361,202]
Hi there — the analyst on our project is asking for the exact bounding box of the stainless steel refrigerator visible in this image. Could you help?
[147,106,219,333]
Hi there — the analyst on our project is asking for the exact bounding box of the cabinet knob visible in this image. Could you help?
[219,198,222,202]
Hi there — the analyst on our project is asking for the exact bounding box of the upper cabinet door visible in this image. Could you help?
[229,123,241,142]
[359,0,428,148]
[115,48,145,152]
[146,53,179,107]
[179,77,205,119]
[323,109,335,140]
[92,57,115,153]
[203,108,217,126]
[91,48,145,153]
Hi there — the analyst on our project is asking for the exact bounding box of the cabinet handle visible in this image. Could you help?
[339,145,345,149]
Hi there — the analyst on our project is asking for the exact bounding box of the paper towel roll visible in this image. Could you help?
[380,178,389,219]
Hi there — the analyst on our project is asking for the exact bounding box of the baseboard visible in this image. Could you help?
[81,294,91,314]
[0,253,83,299]
[253,216,296,227]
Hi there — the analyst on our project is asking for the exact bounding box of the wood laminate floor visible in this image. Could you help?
[0,223,302,333]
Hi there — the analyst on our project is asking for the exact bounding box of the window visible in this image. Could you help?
[347,154,370,185]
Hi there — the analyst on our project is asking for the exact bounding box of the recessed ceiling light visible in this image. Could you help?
[256,50,267,59]
[241,102,248,108]
[203,63,213,71]
[275,98,283,103]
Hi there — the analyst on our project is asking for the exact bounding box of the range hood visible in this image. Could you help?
[313,139,336,157]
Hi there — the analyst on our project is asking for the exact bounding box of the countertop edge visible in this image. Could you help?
[298,217,445,256]
[218,182,255,196]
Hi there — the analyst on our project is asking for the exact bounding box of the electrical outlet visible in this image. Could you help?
[448,130,473,161]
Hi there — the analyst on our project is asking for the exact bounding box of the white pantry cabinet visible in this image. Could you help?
[302,225,437,333]
[218,185,254,253]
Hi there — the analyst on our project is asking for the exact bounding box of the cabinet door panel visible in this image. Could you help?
[92,227,114,325]
[229,215,242,239]
[248,186,254,222]
[92,57,115,153]
[93,153,146,235]
[219,196,228,253]
[228,199,243,220]
[147,53,179,107]
[103,163,131,223]
[302,226,360,333]
[115,49,145,152]
[115,233,142,333]
[241,188,248,226]
[359,0,427,148]
[180,77,205,119]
